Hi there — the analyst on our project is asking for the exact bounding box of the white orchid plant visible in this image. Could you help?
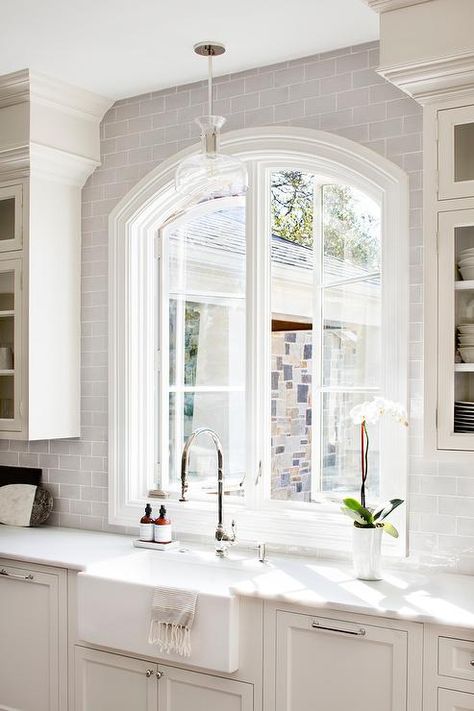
[341,397,408,538]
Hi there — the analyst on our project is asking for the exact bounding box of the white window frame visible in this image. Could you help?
[109,127,409,556]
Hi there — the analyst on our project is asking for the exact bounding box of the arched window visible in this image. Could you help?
[109,127,409,554]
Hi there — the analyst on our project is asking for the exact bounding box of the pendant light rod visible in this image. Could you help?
[208,53,213,115]
[193,41,226,116]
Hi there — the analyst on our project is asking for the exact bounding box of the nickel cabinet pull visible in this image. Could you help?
[470,661,474,668]
[0,568,34,581]
[312,619,366,637]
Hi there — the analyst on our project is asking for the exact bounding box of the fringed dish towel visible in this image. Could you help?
[148,586,198,657]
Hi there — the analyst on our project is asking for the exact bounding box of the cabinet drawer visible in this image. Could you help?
[439,637,474,682]
[439,688,474,710]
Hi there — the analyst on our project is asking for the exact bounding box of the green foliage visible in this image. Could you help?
[373,498,404,522]
[271,171,314,246]
[341,497,404,537]
[270,171,380,270]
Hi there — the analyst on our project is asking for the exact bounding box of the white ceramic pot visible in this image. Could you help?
[352,526,383,580]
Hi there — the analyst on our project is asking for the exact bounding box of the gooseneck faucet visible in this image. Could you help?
[180,427,236,556]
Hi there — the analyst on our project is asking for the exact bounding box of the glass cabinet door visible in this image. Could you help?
[0,257,21,431]
[0,184,22,252]
[439,106,474,200]
[438,209,474,450]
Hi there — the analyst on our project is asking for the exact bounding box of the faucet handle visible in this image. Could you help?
[230,519,237,542]
[256,542,266,563]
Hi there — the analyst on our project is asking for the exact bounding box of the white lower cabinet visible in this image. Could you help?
[266,608,423,711]
[0,560,67,711]
[158,664,253,711]
[75,646,254,711]
[438,689,474,710]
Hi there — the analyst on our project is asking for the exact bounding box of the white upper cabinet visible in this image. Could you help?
[0,69,111,439]
[438,106,474,200]
[425,98,474,455]
[437,208,474,450]
[0,183,22,251]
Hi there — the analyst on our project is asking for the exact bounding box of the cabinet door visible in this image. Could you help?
[275,611,407,711]
[158,664,253,711]
[0,183,22,251]
[0,563,66,711]
[439,106,474,200]
[439,688,474,710]
[437,209,474,451]
[75,647,158,711]
[0,255,22,433]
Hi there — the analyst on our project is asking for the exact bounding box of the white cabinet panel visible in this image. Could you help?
[439,106,474,200]
[275,611,407,711]
[74,647,158,711]
[0,183,22,252]
[158,665,253,711]
[0,562,66,711]
[439,636,474,683]
[0,255,22,432]
[439,688,474,711]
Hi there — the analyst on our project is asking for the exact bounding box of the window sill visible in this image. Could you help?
[110,497,406,558]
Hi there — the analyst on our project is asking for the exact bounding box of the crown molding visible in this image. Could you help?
[378,50,474,103]
[365,0,431,12]
[0,145,29,181]
[29,71,113,122]
[30,143,100,187]
[0,68,113,120]
[0,69,30,109]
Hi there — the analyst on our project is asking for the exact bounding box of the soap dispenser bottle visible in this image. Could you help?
[139,503,154,542]
[154,505,172,544]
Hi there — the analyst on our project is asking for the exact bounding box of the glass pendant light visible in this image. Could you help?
[175,42,248,201]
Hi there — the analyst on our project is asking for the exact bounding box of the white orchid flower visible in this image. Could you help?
[350,397,408,427]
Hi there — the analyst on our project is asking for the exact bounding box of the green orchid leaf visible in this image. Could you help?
[373,498,404,522]
[342,497,373,524]
[382,522,399,538]
[341,507,367,526]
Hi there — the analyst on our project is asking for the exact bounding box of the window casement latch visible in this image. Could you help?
[255,460,262,486]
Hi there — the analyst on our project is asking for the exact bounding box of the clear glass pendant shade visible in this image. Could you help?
[175,115,248,201]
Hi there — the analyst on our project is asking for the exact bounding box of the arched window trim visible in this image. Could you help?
[109,126,409,556]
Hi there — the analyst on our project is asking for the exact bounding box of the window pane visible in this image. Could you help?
[164,199,246,497]
[169,390,245,496]
[169,299,245,387]
[323,276,381,388]
[271,330,312,502]
[322,185,380,285]
[321,391,380,499]
[270,170,315,501]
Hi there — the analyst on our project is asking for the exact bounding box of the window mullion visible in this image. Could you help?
[245,161,270,510]
[156,229,170,493]
[311,183,324,502]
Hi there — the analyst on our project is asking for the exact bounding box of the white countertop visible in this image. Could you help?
[2,524,474,630]
[0,525,133,570]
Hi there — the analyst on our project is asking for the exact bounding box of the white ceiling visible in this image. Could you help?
[0,0,378,100]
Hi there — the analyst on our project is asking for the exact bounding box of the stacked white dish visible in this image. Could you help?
[458,323,474,362]
[454,401,474,432]
[458,247,474,280]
